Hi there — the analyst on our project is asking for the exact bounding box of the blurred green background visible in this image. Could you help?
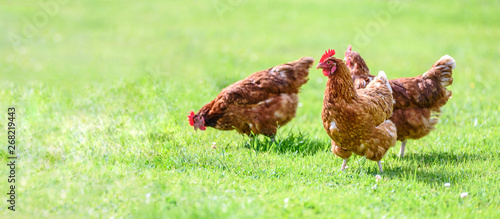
[1,0,499,218]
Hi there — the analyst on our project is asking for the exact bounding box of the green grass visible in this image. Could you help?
[1,0,500,218]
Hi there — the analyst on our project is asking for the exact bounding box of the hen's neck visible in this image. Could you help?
[325,65,357,103]
[352,62,370,77]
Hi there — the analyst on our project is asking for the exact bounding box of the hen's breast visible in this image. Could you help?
[322,103,372,148]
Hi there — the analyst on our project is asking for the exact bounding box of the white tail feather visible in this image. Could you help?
[378,70,387,79]
[378,71,392,93]
[438,55,456,70]
[423,55,456,87]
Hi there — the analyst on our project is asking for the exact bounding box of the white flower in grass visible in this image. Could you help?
[284,198,290,208]
[375,175,382,182]
[444,183,451,187]
[212,142,217,149]
[460,192,468,198]
[145,193,151,203]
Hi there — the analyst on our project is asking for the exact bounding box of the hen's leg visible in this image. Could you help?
[377,160,383,173]
[341,159,348,171]
[261,129,276,145]
[399,140,407,157]
[249,134,254,141]
[270,135,276,144]
[331,140,352,171]
[247,133,256,145]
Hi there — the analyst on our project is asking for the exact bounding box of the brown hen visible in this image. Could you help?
[318,49,397,172]
[188,57,314,138]
[344,45,455,157]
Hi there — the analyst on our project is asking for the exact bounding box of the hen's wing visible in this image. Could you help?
[356,71,394,125]
[353,76,373,89]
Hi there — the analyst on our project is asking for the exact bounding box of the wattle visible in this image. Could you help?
[323,69,330,77]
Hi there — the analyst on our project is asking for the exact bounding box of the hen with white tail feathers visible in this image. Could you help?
[345,46,456,158]
[317,49,397,172]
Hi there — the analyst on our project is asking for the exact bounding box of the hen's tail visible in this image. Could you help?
[377,70,393,94]
[293,57,315,69]
[422,55,455,110]
[392,55,456,110]
[363,71,395,119]
[271,57,314,88]
[377,71,394,117]
[423,55,455,88]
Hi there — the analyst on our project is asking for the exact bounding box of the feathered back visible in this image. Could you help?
[392,55,455,111]
[267,57,314,89]
[190,57,315,136]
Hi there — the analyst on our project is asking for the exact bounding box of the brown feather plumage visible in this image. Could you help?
[319,55,397,166]
[345,49,455,153]
[191,57,314,137]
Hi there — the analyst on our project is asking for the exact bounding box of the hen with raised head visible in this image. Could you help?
[188,57,314,138]
[344,45,455,157]
[318,49,397,172]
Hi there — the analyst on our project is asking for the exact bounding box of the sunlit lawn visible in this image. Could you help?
[1,0,499,218]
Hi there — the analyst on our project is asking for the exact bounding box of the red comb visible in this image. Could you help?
[320,49,336,63]
[187,111,195,126]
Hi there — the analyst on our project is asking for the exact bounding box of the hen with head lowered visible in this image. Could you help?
[188,57,314,139]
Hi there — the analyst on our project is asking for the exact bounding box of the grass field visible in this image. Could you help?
[1,0,500,218]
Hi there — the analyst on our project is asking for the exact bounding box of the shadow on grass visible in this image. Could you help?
[381,152,495,185]
[242,131,330,156]
[393,152,491,164]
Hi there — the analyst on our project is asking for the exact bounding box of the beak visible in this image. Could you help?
[316,63,323,69]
